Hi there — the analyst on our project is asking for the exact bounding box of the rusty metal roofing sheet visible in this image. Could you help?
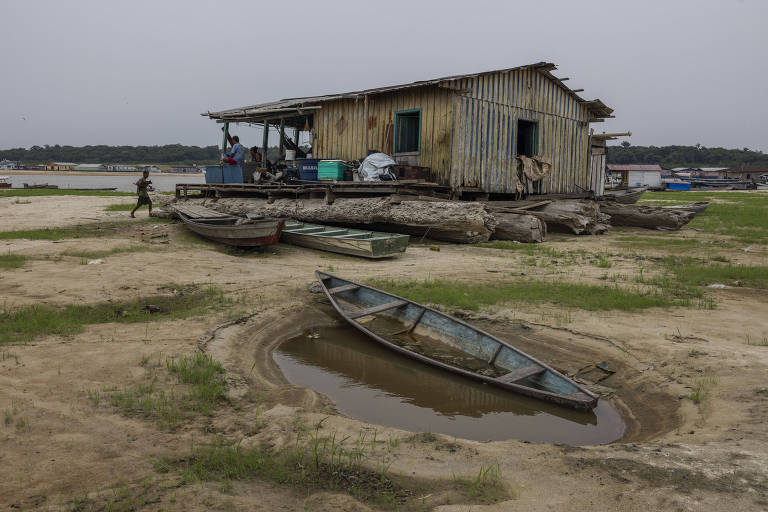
[203,61,613,121]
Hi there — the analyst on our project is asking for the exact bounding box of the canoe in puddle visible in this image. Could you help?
[281,221,409,259]
[316,271,599,410]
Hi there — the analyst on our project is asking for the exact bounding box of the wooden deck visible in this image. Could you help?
[175,180,475,204]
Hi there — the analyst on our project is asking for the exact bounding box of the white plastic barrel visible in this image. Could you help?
[285,150,296,161]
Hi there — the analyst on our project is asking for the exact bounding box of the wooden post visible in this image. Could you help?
[262,120,269,163]
[221,122,230,156]
[364,94,369,154]
[279,119,285,157]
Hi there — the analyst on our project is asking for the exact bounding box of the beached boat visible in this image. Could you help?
[0,176,10,189]
[661,201,710,214]
[280,221,409,259]
[601,187,646,204]
[23,183,58,189]
[316,271,599,410]
[176,211,284,247]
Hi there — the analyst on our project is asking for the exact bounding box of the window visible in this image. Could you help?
[516,119,538,157]
[394,109,421,153]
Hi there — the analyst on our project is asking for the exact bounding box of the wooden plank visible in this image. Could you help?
[348,300,408,319]
[328,283,360,295]
[497,364,545,384]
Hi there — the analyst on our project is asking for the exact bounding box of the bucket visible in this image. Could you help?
[285,150,296,161]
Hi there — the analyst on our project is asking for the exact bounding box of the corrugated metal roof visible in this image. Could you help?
[607,164,662,172]
[203,62,613,121]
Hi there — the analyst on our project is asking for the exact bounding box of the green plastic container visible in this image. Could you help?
[318,160,346,180]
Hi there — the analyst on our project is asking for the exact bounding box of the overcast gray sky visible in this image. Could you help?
[2,0,766,151]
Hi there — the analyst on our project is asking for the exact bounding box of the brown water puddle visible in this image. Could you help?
[274,325,625,445]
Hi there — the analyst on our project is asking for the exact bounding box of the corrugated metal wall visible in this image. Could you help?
[444,68,592,194]
[313,67,596,194]
[313,87,454,183]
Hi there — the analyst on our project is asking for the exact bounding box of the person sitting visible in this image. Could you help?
[220,131,246,166]
[250,146,262,164]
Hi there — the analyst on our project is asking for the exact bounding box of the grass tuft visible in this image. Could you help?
[368,278,693,312]
[0,252,27,269]
[0,218,172,241]
[0,284,232,346]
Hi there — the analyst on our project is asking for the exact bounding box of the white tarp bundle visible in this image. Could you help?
[358,152,397,181]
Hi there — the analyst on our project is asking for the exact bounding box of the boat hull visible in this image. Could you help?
[601,187,647,204]
[178,213,283,247]
[315,271,598,410]
[281,222,409,259]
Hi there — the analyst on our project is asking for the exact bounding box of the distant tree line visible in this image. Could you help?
[0,144,222,165]
[0,144,312,166]
[607,143,768,168]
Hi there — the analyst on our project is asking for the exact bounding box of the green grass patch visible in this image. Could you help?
[158,426,508,509]
[93,353,227,429]
[104,203,135,211]
[663,256,768,289]
[0,284,233,346]
[0,253,27,269]
[0,189,133,197]
[0,218,171,240]
[643,191,768,244]
[367,278,691,312]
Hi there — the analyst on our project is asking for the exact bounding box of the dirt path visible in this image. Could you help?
[1,197,768,510]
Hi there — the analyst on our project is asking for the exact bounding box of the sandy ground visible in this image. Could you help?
[0,195,137,230]
[1,196,768,510]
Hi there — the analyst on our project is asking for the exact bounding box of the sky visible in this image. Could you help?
[1,0,766,151]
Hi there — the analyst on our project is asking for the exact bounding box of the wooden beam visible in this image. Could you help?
[262,120,269,163]
[348,300,408,319]
[279,119,285,156]
[328,284,360,294]
[497,364,545,384]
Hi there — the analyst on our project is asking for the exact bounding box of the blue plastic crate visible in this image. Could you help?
[205,165,223,183]
[297,158,320,180]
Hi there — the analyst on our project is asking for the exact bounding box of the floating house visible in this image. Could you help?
[606,164,663,189]
[45,162,77,171]
[721,165,768,181]
[107,164,138,171]
[203,62,614,197]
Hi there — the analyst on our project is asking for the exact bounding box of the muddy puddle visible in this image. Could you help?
[274,325,626,445]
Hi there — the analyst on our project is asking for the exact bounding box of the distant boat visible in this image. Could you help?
[316,271,599,410]
[661,202,710,214]
[280,221,409,259]
[23,183,58,189]
[0,176,10,189]
[600,187,647,204]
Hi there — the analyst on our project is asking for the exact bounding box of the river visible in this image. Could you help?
[2,173,205,193]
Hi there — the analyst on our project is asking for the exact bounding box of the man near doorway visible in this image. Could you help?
[130,170,153,218]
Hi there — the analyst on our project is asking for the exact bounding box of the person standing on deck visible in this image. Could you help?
[221,130,246,166]
[130,170,153,218]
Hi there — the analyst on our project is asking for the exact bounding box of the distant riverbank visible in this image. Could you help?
[1,172,205,192]
[1,170,204,177]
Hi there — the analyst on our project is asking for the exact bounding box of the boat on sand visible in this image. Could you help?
[281,221,409,259]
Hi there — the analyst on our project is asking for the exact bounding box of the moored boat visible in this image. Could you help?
[281,221,409,259]
[176,211,284,247]
[0,176,10,189]
[316,271,599,410]
[661,201,710,214]
[600,187,647,204]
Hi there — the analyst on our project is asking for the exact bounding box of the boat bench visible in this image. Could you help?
[496,364,545,385]
[348,300,408,319]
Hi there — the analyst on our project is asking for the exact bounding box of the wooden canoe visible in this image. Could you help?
[661,201,710,214]
[316,271,599,410]
[176,211,284,247]
[281,221,409,259]
[601,187,647,204]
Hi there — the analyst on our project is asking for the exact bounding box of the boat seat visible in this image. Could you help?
[496,364,545,384]
[328,284,360,295]
[315,230,349,236]
[348,300,408,319]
